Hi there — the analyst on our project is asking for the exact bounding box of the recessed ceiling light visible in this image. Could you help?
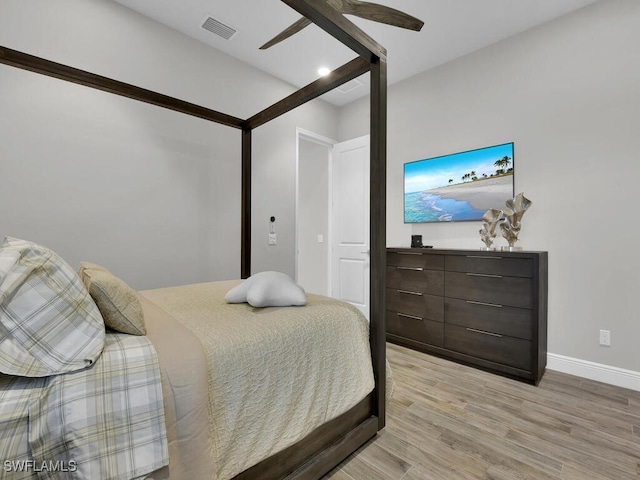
[317,67,331,77]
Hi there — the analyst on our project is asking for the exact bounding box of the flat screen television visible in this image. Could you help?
[404,142,514,223]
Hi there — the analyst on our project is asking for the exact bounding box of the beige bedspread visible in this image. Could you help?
[141,280,375,480]
[140,294,215,480]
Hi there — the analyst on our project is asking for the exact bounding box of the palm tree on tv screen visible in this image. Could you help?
[494,156,512,173]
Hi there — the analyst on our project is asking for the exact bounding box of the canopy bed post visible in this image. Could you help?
[282,0,388,434]
[241,127,252,279]
[370,55,387,430]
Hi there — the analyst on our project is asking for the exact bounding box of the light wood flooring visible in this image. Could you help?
[325,343,640,480]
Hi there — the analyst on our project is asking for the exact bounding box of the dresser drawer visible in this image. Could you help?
[387,266,444,295]
[445,271,532,309]
[387,288,443,322]
[445,298,532,340]
[387,251,444,270]
[445,255,533,278]
[388,311,444,347]
[444,324,532,371]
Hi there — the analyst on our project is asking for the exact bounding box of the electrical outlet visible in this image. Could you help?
[599,329,611,346]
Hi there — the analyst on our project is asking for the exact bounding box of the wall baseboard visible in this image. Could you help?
[547,353,640,392]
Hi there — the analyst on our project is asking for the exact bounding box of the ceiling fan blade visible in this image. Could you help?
[344,0,424,31]
[260,17,312,50]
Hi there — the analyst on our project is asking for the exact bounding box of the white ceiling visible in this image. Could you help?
[112,0,599,107]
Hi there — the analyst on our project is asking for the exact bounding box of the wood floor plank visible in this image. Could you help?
[381,420,491,478]
[560,463,631,480]
[323,344,640,479]
[579,378,640,406]
[519,397,637,442]
[403,459,481,480]
[323,468,355,480]
[432,416,563,478]
[507,426,637,478]
[338,452,395,480]
[354,436,412,479]
[400,465,439,480]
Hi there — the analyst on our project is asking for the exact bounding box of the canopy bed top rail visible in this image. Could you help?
[0,46,246,129]
[246,56,370,129]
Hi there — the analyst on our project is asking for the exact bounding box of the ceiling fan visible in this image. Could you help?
[260,0,424,50]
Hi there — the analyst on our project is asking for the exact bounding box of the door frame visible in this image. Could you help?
[295,128,336,294]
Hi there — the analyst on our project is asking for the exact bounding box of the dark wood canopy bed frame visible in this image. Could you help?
[0,1,387,478]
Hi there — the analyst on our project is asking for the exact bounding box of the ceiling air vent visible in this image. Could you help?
[337,78,364,94]
[201,16,238,40]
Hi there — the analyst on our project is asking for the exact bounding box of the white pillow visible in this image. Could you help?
[0,237,105,377]
[225,271,306,308]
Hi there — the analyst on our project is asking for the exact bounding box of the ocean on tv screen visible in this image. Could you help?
[405,191,484,222]
[404,173,513,223]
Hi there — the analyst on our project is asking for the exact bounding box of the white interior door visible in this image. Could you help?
[331,135,370,319]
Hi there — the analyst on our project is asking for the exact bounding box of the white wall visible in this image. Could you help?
[297,139,330,295]
[339,0,640,374]
[0,0,339,288]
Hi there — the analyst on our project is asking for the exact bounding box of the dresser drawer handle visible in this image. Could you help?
[397,290,423,296]
[466,300,503,308]
[466,328,502,338]
[397,266,424,271]
[397,251,423,256]
[466,272,502,278]
[398,313,423,321]
[466,255,503,260]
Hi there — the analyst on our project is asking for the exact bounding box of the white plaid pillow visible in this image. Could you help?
[0,237,105,377]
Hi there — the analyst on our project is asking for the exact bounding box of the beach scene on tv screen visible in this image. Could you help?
[404,143,514,223]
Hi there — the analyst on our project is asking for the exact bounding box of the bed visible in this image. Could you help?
[1,239,381,479]
[0,1,388,478]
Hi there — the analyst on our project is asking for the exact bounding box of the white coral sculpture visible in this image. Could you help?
[479,208,503,249]
[500,192,532,247]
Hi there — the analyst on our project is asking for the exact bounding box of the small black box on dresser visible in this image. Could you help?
[386,247,548,384]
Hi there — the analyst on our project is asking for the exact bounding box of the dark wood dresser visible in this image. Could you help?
[386,248,548,384]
